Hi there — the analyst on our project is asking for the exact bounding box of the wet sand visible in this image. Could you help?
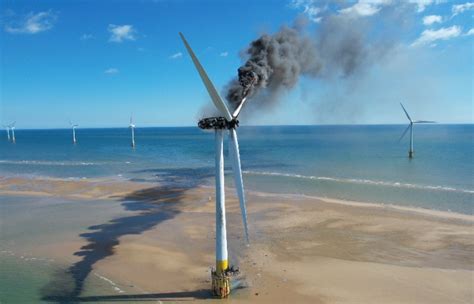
[0,176,473,303]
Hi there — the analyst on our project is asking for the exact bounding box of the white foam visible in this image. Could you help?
[94,272,125,293]
[0,160,97,166]
[243,170,474,194]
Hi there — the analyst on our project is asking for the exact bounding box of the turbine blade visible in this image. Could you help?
[400,103,412,123]
[398,124,411,142]
[228,129,249,244]
[179,32,233,121]
[232,97,248,119]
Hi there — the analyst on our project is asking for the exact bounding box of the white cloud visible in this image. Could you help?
[423,15,442,25]
[411,25,462,46]
[169,52,182,59]
[5,10,57,34]
[290,0,323,22]
[466,28,474,36]
[408,0,435,12]
[452,2,474,16]
[220,51,228,57]
[80,33,93,40]
[339,0,391,17]
[104,68,119,74]
[108,24,136,43]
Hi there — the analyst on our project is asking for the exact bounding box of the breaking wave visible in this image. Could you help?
[0,160,98,166]
[0,160,133,166]
[243,171,474,194]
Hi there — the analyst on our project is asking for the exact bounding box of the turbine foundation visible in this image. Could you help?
[409,151,414,158]
[211,266,240,298]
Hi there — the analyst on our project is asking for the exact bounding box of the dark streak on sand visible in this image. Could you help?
[41,167,214,303]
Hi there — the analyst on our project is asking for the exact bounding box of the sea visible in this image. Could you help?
[1,124,473,303]
[1,124,473,215]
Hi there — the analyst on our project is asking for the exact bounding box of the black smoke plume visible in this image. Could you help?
[223,13,395,115]
[225,23,321,110]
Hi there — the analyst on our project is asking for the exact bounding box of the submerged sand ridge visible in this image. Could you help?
[0,176,472,303]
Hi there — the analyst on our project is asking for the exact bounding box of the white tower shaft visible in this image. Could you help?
[409,123,414,158]
[215,129,228,273]
[6,128,10,141]
[11,128,16,143]
[72,127,77,144]
[131,127,135,148]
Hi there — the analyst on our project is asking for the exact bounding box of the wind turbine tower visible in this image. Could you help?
[70,121,78,144]
[10,123,16,143]
[399,103,435,158]
[181,32,253,298]
[129,115,136,148]
[3,125,11,142]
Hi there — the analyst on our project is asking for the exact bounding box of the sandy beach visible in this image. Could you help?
[2,0,473,301]
[0,176,472,303]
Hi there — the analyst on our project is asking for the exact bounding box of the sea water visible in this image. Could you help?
[1,125,472,214]
[0,195,140,303]
[1,125,473,303]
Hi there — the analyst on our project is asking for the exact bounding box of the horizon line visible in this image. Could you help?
[4,122,473,131]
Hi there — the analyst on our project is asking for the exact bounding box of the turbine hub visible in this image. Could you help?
[198,117,239,130]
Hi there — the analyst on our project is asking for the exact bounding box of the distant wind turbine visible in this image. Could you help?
[3,125,11,141]
[9,122,16,143]
[129,115,136,148]
[70,121,78,144]
[399,103,435,158]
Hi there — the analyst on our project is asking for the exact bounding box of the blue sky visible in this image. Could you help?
[1,0,472,128]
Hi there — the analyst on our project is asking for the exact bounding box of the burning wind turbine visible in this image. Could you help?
[70,121,78,144]
[129,115,136,148]
[399,103,435,158]
[180,32,254,298]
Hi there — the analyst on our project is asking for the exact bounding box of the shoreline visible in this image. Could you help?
[1,175,472,222]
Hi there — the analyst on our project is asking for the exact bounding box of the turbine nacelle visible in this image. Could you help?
[198,117,239,130]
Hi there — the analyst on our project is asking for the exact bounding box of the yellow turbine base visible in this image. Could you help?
[216,259,228,273]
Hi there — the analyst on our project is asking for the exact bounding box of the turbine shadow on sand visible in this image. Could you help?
[59,290,211,302]
[41,167,214,303]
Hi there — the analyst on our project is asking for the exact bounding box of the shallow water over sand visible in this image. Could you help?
[1,125,473,214]
[0,195,141,303]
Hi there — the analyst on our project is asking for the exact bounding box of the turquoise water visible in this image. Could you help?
[0,195,142,303]
[1,125,473,214]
